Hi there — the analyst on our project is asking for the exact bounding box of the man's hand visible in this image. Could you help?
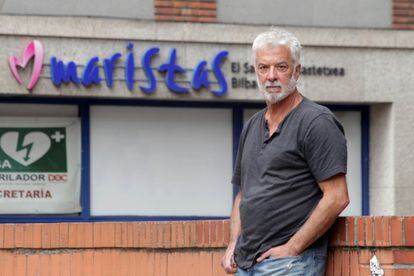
[221,246,237,274]
[256,242,300,263]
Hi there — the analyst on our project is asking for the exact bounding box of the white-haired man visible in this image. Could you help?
[221,28,350,275]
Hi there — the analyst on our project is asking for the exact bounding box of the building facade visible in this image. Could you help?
[0,0,413,274]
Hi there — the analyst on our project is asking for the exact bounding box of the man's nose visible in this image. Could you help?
[267,66,277,82]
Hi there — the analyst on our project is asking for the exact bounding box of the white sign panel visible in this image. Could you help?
[0,117,81,214]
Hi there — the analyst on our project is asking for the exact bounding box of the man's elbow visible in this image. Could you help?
[338,194,350,211]
[325,192,350,214]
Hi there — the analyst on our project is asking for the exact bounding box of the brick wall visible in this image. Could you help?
[393,0,414,29]
[155,0,216,23]
[0,217,412,275]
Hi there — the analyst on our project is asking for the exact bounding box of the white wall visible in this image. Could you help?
[90,106,233,216]
[218,0,391,28]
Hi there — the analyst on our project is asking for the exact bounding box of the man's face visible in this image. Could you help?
[255,45,300,104]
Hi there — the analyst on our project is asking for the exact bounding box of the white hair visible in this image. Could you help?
[252,27,302,65]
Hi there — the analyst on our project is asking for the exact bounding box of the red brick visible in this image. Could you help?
[346,217,355,246]
[377,249,395,265]
[375,217,383,246]
[50,253,60,276]
[132,222,140,247]
[114,222,122,247]
[120,222,129,247]
[14,224,24,248]
[59,253,71,276]
[155,7,216,16]
[15,253,26,276]
[59,223,69,248]
[341,250,350,276]
[394,250,414,264]
[393,23,414,30]
[145,222,152,247]
[223,220,230,245]
[199,251,213,275]
[393,17,414,23]
[359,249,373,264]
[394,9,414,16]
[350,250,360,276]
[359,266,372,275]
[196,220,204,246]
[211,220,217,246]
[50,223,60,248]
[365,217,374,246]
[2,251,14,275]
[382,217,391,246]
[405,217,414,246]
[4,224,14,248]
[393,268,414,276]
[357,217,365,246]
[0,224,4,248]
[150,222,157,247]
[26,254,40,275]
[82,251,94,276]
[176,222,184,247]
[154,252,168,276]
[32,224,42,249]
[155,1,217,10]
[204,220,211,246]
[68,223,78,248]
[190,221,197,246]
[157,223,164,248]
[393,2,414,9]
[391,216,403,246]
[198,16,216,23]
[39,254,51,276]
[126,223,133,247]
[93,223,101,247]
[22,223,33,248]
[217,220,224,246]
[333,250,342,275]
[164,223,172,248]
[101,223,116,247]
[83,223,94,248]
[335,217,346,245]
[326,250,334,276]
[41,224,52,248]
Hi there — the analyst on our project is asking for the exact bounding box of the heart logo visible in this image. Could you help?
[9,40,44,90]
[0,131,51,166]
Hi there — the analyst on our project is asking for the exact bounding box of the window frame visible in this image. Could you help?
[0,97,369,222]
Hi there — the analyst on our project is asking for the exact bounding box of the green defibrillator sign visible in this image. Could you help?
[0,128,67,172]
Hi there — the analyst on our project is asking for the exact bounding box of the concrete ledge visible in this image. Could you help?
[0,217,413,275]
[1,15,414,49]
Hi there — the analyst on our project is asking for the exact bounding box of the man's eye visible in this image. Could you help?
[258,66,268,73]
[277,65,288,71]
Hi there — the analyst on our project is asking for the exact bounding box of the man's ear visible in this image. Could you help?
[295,64,301,79]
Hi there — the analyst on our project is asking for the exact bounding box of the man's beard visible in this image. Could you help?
[258,72,297,104]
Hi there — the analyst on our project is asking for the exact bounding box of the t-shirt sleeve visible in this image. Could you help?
[231,119,251,187]
[303,113,347,183]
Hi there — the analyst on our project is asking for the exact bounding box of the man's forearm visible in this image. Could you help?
[228,191,241,249]
[286,175,349,254]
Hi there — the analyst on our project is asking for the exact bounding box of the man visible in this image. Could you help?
[221,28,350,275]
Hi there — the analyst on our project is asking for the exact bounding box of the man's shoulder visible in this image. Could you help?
[299,97,334,118]
[297,97,344,134]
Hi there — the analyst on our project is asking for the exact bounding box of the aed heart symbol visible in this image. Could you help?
[8,40,44,90]
[0,132,51,166]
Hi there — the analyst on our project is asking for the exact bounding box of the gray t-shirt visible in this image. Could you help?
[232,97,347,269]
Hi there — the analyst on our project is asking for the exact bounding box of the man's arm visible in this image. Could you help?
[257,174,349,261]
[221,191,242,274]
